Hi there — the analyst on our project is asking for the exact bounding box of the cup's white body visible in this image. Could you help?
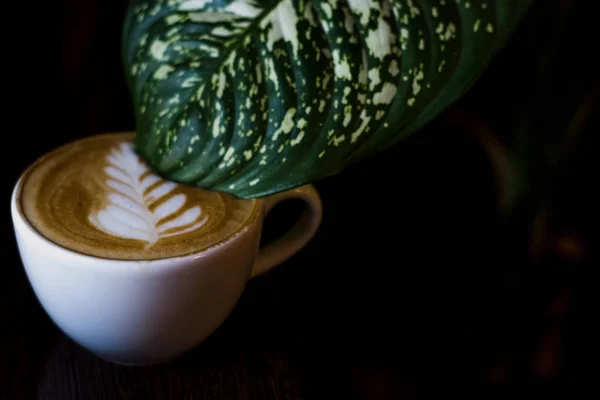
[11,182,265,365]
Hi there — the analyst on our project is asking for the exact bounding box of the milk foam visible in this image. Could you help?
[19,133,258,260]
[89,143,208,247]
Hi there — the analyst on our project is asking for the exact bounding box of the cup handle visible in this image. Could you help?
[251,184,323,278]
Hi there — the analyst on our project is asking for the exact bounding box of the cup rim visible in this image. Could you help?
[11,133,264,266]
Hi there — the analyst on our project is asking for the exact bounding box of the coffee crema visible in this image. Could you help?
[20,132,259,260]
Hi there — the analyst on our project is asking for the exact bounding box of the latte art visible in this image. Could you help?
[89,143,208,247]
[20,133,258,260]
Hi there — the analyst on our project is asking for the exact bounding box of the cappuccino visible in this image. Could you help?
[20,132,258,260]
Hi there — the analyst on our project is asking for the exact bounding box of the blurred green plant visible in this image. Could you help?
[454,0,597,260]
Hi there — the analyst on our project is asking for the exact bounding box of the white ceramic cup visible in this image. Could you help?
[11,169,322,365]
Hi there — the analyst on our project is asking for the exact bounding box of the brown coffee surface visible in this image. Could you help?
[20,132,259,260]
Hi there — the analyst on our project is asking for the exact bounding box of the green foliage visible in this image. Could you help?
[123,0,533,198]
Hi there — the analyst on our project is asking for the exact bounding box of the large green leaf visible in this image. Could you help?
[122,0,533,198]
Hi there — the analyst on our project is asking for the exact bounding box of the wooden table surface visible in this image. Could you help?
[2,0,591,398]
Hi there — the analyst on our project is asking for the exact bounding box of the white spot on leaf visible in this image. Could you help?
[178,0,212,11]
[290,131,305,146]
[368,68,381,90]
[272,108,297,141]
[388,60,400,76]
[347,0,374,25]
[373,82,397,105]
[321,3,332,19]
[366,17,394,60]
[153,65,174,80]
[224,147,235,161]
[150,40,168,61]
[350,109,371,143]
[333,50,352,80]
[412,70,424,96]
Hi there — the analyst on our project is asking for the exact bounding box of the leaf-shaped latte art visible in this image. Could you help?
[123,0,534,198]
[89,143,208,246]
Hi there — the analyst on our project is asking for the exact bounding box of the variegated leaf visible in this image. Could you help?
[122,0,534,198]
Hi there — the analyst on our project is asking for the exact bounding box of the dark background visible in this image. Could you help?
[1,0,595,398]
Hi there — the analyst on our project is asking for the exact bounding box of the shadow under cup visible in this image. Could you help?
[11,164,322,365]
